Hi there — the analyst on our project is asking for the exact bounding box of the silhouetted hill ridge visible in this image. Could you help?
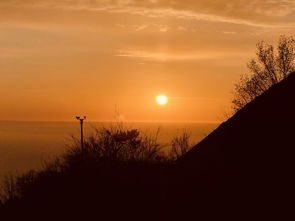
[174,72,295,218]
[178,73,295,203]
[180,71,295,171]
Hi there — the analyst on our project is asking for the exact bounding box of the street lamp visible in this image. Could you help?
[76,116,86,151]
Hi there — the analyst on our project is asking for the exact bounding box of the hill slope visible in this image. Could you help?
[176,72,295,219]
[180,72,295,171]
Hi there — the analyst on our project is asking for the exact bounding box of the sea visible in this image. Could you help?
[0,121,218,180]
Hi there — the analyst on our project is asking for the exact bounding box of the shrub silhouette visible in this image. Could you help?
[65,126,165,165]
[169,130,192,160]
[0,125,194,220]
[232,35,295,111]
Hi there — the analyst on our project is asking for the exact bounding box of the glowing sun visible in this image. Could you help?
[156,94,168,105]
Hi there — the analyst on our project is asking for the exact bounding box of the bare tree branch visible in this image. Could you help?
[232,35,295,111]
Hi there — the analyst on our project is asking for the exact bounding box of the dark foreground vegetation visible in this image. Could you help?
[0,126,193,220]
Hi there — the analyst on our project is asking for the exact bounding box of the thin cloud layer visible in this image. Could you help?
[1,0,295,27]
[115,50,249,62]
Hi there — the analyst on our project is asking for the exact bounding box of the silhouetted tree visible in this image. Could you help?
[232,35,295,111]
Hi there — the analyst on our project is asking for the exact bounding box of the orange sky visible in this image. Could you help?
[0,0,294,122]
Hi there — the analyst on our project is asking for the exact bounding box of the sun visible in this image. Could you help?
[156,94,168,105]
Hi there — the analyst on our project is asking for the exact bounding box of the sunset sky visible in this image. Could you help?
[1,0,294,122]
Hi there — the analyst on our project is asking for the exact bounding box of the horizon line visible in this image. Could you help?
[0,120,221,124]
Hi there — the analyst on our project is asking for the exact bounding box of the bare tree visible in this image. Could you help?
[232,35,295,111]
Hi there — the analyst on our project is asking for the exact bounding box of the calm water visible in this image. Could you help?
[0,121,218,179]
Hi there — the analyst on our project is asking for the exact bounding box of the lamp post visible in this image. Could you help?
[76,116,86,150]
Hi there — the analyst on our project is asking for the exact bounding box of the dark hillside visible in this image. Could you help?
[175,72,295,219]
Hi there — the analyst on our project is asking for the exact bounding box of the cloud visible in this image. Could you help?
[158,25,169,32]
[115,49,249,62]
[223,31,237,35]
[115,23,172,32]
[1,0,295,27]
[135,24,148,31]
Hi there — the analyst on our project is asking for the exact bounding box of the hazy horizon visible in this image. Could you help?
[0,121,218,178]
[0,119,221,123]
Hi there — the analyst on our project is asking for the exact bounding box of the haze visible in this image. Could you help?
[1,0,294,122]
